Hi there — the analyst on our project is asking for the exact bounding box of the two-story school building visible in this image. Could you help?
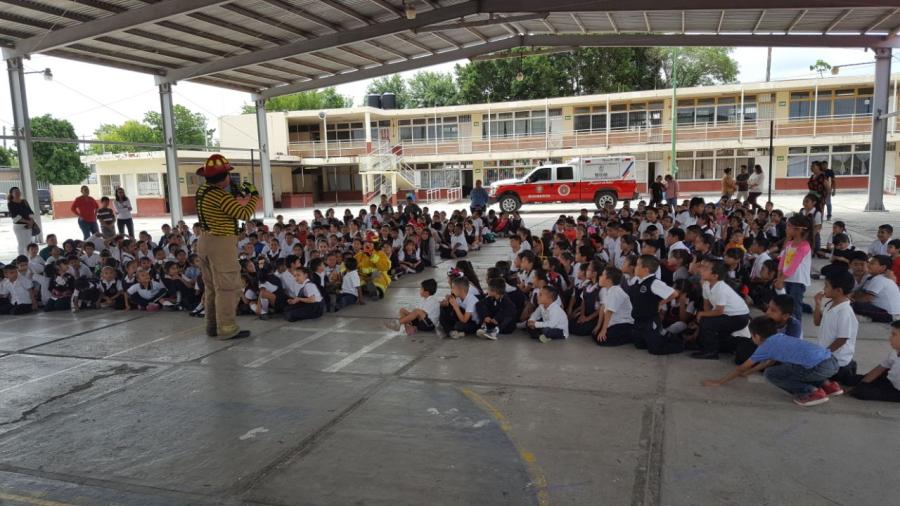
[75,73,900,216]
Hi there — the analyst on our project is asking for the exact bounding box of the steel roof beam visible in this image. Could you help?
[480,1,894,11]
[255,36,522,99]
[157,2,478,84]
[524,33,900,48]
[2,0,230,59]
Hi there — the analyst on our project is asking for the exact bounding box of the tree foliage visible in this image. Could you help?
[366,74,408,109]
[810,59,832,78]
[406,71,459,107]
[30,115,90,185]
[91,120,158,154]
[241,88,352,114]
[0,146,17,167]
[657,47,739,88]
[143,104,215,148]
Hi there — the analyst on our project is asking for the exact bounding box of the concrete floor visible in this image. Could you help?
[0,194,899,505]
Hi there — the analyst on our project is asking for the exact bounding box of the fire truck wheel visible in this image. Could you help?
[594,191,617,209]
[499,194,521,212]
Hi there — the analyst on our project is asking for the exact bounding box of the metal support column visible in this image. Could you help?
[254,98,275,218]
[158,83,182,224]
[866,47,891,212]
[6,57,43,240]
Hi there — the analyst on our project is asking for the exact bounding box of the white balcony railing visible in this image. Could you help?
[287,114,881,159]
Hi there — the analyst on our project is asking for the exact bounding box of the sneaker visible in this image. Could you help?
[449,330,465,340]
[383,320,401,332]
[793,388,830,407]
[821,380,844,396]
[146,303,161,312]
[475,327,493,340]
[538,334,551,344]
[435,326,448,339]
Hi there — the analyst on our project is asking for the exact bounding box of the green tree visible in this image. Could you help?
[406,71,459,107]
[143,104,215,148]
[0,146,17,167]
[658,47,739,88]
[91,120,159,154]
[810,59,832,78]
[29,114,90,184]
[366,74,408,108]
[241,87,352,113]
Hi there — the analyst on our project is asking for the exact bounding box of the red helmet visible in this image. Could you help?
[196,154,234,177]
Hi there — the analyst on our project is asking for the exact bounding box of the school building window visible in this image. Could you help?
[100,174,121,198]
[483,109,559,139]
[137,173,160,196]
[411,162,471,188]
[786,144,871,177]
[399,116,466,143]
[674,149,754,180]
[789,88,873,120]
[326,122,365,142]
[677,96,756,127]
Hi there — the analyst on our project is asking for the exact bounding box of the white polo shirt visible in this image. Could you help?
[703,280,750,316]
[341,270,361,296]
[457,288,480,323]
[750,251,772,279]
[880,351,900,390]
[0,276,32,305]
[861,274,900,315]
[817,299,858,367]
[600,285,634,326]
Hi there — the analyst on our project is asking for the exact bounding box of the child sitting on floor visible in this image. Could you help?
[385,279,441,335]
[438,276,480,339]
[475,277,518,340]
[594,266,634,347]
[527,284,568,343]
[703,316,841,407]
[849,320,900,403]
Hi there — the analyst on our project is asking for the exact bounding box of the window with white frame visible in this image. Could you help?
[786,144,871,177]
[483,109,557,139]
[678,96,756,127]
[100,174,121,198]
[412,162,470,189]
[789,88,873,120]
[137,173,160,196]
[675,149,756,180]
[325,122,365,142]
[398,116,465,143]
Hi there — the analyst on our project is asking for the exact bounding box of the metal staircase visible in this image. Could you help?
[367,141,417,188]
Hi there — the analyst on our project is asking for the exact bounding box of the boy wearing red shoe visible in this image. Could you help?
[703,316,840,407]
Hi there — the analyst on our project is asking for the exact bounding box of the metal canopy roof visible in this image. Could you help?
[2,1,899,98]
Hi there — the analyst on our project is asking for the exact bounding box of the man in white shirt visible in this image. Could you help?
[692,260,751,360]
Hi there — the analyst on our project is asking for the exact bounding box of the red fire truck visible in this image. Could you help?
[487,156,639,212]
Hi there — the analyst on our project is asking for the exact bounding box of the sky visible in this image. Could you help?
[0,46,888,146]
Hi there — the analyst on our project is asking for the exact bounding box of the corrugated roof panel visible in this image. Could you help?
[756,10,804,33]
[722,10,764,33]
[575,12,618,33]
[647,11,688,32]
[683,10,727,33]
[608,12,646,32]
[794,8,847,33]
[545,14,579,33]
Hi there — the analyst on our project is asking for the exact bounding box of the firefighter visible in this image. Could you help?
[195,154,259,339]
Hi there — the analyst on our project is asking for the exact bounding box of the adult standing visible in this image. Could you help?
[747,164,764,212]
[114,187,135,237]
[469,179,489,214]
[377,194,394,218]
[806,161,830,215]
[402,195,421,225]
[720,168,736,201]
[664,174,678,212]
[8,187,36,255]
[70,186,99,240]
[735,165,750,203]
[195,154,259,340]
[822,160,835,221]
[649,176,664,208]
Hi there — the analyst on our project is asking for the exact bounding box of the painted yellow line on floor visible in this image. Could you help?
[460,387,550,506]
[0,491,74,506]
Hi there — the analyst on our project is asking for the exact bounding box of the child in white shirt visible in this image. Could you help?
[335,257,363,310]
[385,279,441,335]
[527,285,569,343]
[850,321,900,403]
[814,270,859,387]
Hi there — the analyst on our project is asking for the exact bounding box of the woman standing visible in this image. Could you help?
[8,187,36,255]
[114,187,134,237]
[70,185,99,240]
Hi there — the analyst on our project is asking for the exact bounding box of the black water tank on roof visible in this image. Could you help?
[366,94,382,108]
[381,92,396,110]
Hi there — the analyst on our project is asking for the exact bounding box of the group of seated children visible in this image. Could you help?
[385,195,900,406]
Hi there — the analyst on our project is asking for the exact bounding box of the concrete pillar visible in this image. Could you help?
[364,110,372,151]
[254,98,275,218]
[158,83,182,224]
[866,47,891,212]
[6,57,43,240]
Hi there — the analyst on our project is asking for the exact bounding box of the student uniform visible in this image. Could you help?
[817,299,859,384]
[439,288,481,334]
[527,300,569,340]
[45,274,75,311]
[750,333,838,396]
[475,294,517,334]
[0,276,33,314]
[127,280,165,308]
[628,275,680,354]
[414,294,441,331]
[698,280,751,356]
[850,350,900,402]
[335,269,361,310]
[596,284,634,347]
[569,283,601,336]
[852,274,900,323]
[99,278,126,309]
[284,280,324,321]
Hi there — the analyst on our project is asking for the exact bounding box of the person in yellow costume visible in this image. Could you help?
[355,240,392,299]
